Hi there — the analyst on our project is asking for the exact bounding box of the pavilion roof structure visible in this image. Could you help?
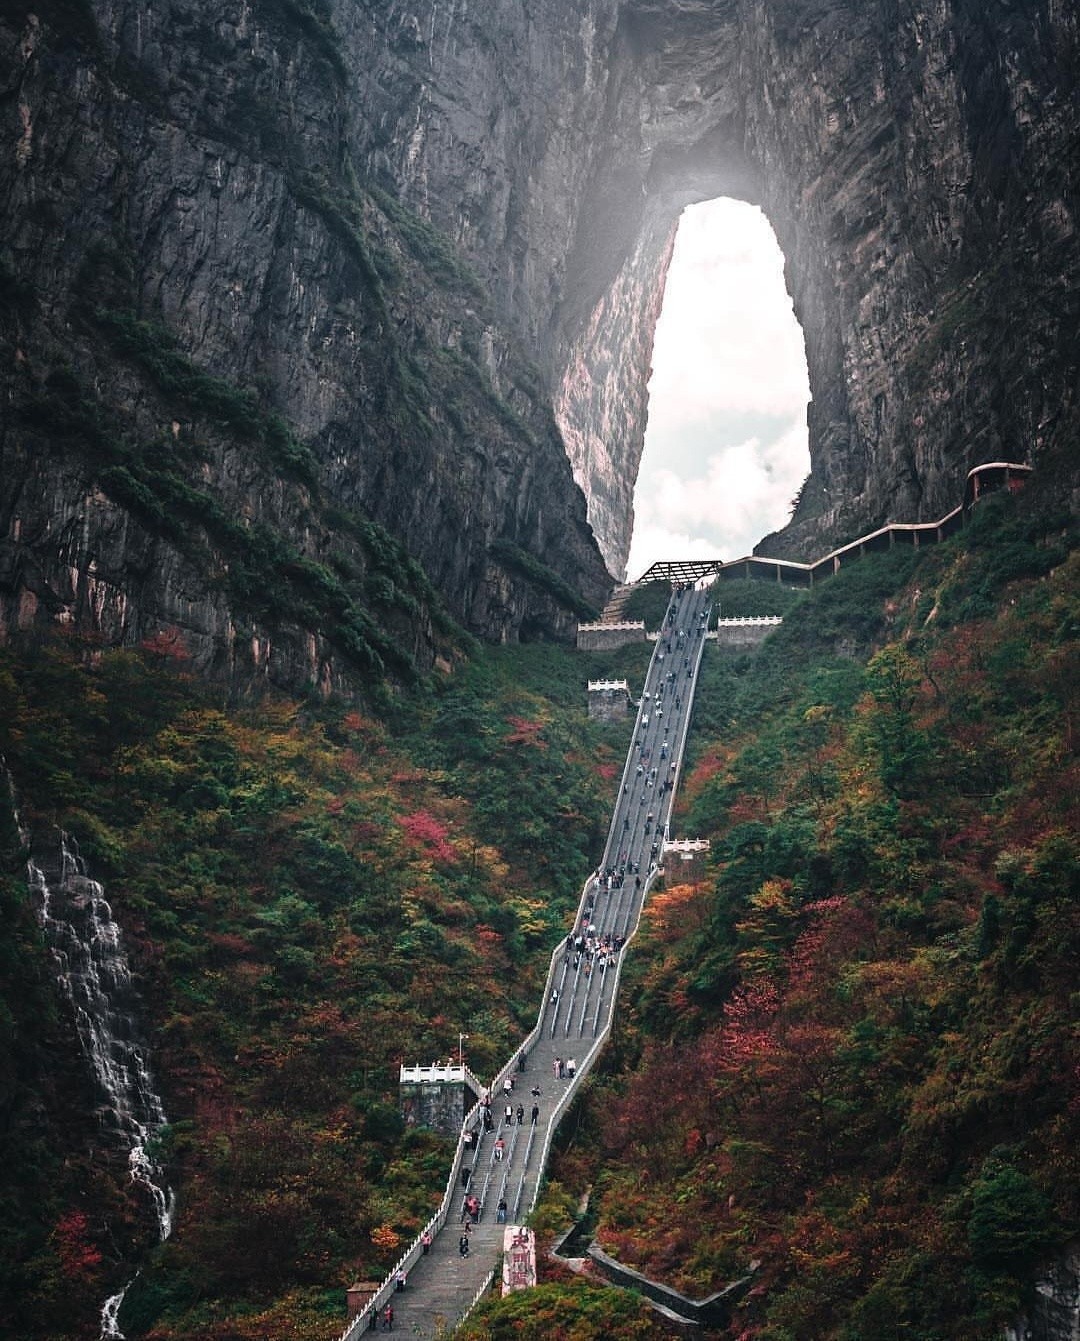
[633,558,720,585]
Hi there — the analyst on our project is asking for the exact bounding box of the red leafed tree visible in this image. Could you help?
[505,715,547,748]
[53,1209,103,1280]
[400,809,457,863]
[139,625,191,661]
[717,980,781,1071]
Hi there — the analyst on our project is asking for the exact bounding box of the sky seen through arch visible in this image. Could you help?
[627,198,811,581]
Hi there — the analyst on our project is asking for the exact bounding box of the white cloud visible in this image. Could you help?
[628,521,725,571]
[628,419,808,577]
[647,198,810,427]
[627,198,811,580]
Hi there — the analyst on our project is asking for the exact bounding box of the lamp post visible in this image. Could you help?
[458,1033,469,1067]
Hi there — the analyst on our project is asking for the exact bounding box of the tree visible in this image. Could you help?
[967,1164,1054,1272]
[862,645,932,796]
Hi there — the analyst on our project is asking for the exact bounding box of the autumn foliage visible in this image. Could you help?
[0,631,625,1338]
[546,503,1080,1339]
[1,492,1076,1340]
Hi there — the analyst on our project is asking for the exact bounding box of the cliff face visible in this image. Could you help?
[0,0,614,687]
[1,0,1077,684]
[1006,1246,1080,1341]
[541,0,1080,564]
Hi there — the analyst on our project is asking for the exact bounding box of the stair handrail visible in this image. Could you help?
[459,1266,497,1330]
[339,585,707,1339]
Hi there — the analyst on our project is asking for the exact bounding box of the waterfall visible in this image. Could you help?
[26,829,174,1338]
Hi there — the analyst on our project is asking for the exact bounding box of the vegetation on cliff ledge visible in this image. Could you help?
[0,630,636,1339]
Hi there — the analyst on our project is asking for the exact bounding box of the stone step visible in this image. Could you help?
[598,582,636,622]
[341,583,713,1341]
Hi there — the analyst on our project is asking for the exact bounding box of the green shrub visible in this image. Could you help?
[622,580,671,628]
[255,0,348,82]
[711,576,806,618]
[967,1164,1055,1271]
[289,171,385,301]
[489,540,599,621]
[369,185,485,300]
[90,307,320,486]
[936,496,1075,624]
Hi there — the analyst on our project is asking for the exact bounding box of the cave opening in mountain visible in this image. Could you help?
[626,198,811,580]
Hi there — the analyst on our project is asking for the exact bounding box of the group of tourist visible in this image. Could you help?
[366,583,711,1322]
[501,1101,538,1125]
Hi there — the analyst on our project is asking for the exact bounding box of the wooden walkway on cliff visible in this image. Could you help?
[338,582,713,1340]
[635,461,1032,588]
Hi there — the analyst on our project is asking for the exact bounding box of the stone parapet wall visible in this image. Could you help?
[399,1079,468,1137]
[584,1239,757,1328]
[576,622,647,651]
[712,620,781,652]
[662,839,709,884]
[588,680,631,721]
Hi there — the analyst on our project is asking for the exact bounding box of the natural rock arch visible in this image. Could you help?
[537,0,1079,573]
[1,0,1076,676]
[367,0,1077,573]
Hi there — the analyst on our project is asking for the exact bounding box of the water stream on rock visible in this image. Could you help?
[26,829,174,1339]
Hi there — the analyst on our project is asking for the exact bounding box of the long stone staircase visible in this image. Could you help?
[339,582,713,1339]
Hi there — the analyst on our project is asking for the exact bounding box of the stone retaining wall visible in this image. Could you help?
[583,1239,757,1328]
[712,622,780,652]
[577,622,647,651]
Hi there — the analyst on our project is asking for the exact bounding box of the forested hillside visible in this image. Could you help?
[0,629,642,1338]
[1,489,1077,1340]
[526,495,1079,1341]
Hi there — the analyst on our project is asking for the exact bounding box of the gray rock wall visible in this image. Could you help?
[2,0,1076,684]
[0,0,614,685]
[576,623,647,651]
[399,1080,467,1139]
[587,683,631,721]
[1005,1245,1080,1341]
[712,621,780,652]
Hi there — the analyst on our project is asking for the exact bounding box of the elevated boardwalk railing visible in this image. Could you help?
[713,615,784,627]
[634,461,1031,588]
